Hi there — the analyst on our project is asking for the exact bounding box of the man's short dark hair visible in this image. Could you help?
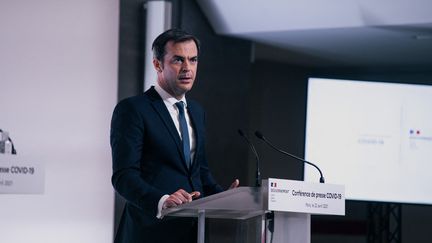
[152,29,200,61]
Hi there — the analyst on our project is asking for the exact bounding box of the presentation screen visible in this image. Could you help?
[304,77,432,204]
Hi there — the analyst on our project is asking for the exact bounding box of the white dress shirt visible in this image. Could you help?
[154,84,196,218]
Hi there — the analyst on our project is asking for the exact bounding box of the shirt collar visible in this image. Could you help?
[154,83,187,108]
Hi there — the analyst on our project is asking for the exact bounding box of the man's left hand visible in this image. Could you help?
[228,179,239,189]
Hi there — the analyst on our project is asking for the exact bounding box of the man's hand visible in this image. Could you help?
[229,179,240,189]
[163,189,201,209]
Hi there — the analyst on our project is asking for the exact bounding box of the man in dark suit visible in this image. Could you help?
[110,29,239,243]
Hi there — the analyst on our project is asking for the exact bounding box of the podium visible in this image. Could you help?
[162,178,345,243]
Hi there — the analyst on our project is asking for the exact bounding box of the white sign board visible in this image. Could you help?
[0,154,44,194]
[267,178,345,215]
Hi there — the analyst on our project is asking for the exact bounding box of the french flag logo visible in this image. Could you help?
[271,182,277,187]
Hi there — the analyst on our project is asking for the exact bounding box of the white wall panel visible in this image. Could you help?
[0,1,118,242]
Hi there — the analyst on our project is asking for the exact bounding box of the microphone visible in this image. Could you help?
[0,129,17,155]
[255,131,325,183]
[238,129,261,187]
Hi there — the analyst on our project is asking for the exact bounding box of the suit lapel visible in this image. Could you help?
[186,101,201,171]
[147,88,186,168]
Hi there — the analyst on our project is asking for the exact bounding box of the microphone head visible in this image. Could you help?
[237,129,245,137]
[255,131,264,140]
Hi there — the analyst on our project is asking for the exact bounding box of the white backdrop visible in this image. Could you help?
[0,1,118,242]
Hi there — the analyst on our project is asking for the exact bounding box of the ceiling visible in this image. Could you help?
[196,0,432,68]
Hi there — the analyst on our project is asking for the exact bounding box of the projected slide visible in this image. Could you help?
[304,78,432,204]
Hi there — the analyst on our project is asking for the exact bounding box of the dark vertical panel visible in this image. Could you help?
[250,61,309,181]
[117,0,145,100]
[179,0,253,188]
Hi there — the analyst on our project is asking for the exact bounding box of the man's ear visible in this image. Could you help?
[153,58,163,73]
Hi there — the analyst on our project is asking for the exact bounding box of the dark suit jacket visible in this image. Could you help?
[110,87,223,243]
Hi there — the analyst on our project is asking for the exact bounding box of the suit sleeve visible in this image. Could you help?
[110,99,164,216]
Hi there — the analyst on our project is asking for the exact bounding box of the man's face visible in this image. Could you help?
[155,40,198,99]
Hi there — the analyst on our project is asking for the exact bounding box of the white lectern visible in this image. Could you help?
[162,178,345,243]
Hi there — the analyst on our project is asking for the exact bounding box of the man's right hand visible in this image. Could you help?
[162,189,201,209]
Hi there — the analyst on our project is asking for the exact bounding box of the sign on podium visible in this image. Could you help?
[162,178,345,243]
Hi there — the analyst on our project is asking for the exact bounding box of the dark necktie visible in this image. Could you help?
[175,101,191,168]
